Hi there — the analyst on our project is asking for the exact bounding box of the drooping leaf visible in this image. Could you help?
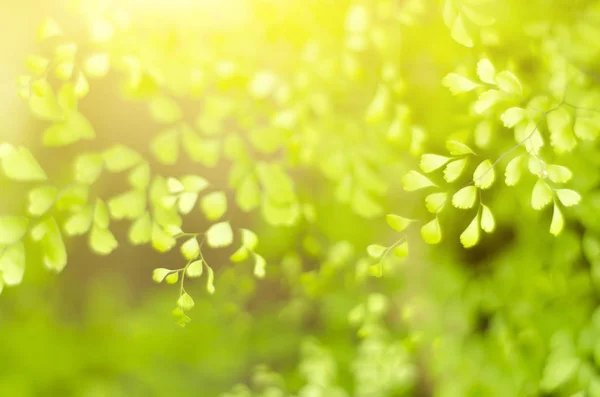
[460,215,480,248]
[421,218,442,244]
[550,203,564,236]
[452,186,477,209]
[480,204,495,233]
[473,159,495,189]
[385,214,413,232]
[206,221,233,248]
[425,192,448,213]
[200,191,227,220]
[446,140,475,156]
[531,179,553,210]
[180,237,200,260]
[444,158,468,182]
[505,155,523,186]
[556,189,581,207]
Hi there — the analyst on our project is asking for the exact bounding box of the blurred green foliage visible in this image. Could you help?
[1,0,600,396]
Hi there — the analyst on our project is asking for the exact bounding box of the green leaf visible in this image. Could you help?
[0,242,25,285]
[149,96,182,124]
[151,129,180,165]
[93,199,110,228]
[181,237,200,260]
[393,241,409,258]
[262,199,301,226]
[102,145,141,172]
[237,175,261,212]
[200,191,227,220]
[206,221,233,248]
[446,140,475,156]
[178,192,199,215]
[152,268,171,283]
[181,175,209,193]
[442,73,479,95]
[167,177,184,194]
[74,153,104,184]
[28,186,57,216]
[402,171,436,191]
[531,179,553,210]
[473,159,495,189]
[128,163,151,190]
[444,158,468,182]
[181,127,221,167]
[495,71,522,95]
[476,58,496,84]
[129,212,152,245]
[556,189,581,207]
[475,120,493,149]
[548,107,576,153]
[177,293,195,311]
[89,225,118,255]
[480,204,495,233]
[37,17,63,40]
[0,216,29,245]
[460,215,480,248]
[425,192,448,213]
[84,53,110,78]
[64,206,93,236]
[367,244,386,258]
[206,265,215,294]
[152,222,176,252]
[385,214,413,232]
[420,154,451,173]
[108,190,146,220]
[452,186,477,209]
[550,203,564,236]
[29,80,63,121]
[474,89,502,114]
[546,164,572,184]
[505,155,523,186]
[421,218,442,244]
[1,147,47,181]
[501,107,527,128]
[365,85,390,124]
[241,229,258,250]
[450,15,473,47]
[574,117,599,140]
[165,273,179,284]
[186,260,203,278]
[254,254,266,278]
[540,356,580,393]
[230,247,248,262]
[38,218,67,272]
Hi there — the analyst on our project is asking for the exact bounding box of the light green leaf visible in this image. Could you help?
[0,216,29,245]
[574,118,599,140]
[531,179,553,210]
[444,158,468,182]
[102,145,141,172]
[93,199,110,228]
[167,177,184,194]
[151,129,180,165]
[473,159,495,189]
[26,55,49,75]
[28,186,57,216]
[181,237,200,260]
[241,229,258,250]
[181,127,221,167]
[64,206,93,236]
[178,192,199,215]
[442,73,479,95]
[186,260,204,278]
[425,192,448,213]
[450,15,473,47]
[474,89,502,114]
[365,85,390,124]
[89,225,118,255]
[165,273,178,284]
[0,243,25,285]
[84,53,110,78]
[152,222,176,252]
[37,17,63,40]
[39,218,67,272]
[477,58,496,84]
[200,191,227,220]
[149,96,182,124]
[262,199,301,226]
[495,71,522,96]
[367,244,386,258]
[386,214,413,232]
[540,356,580,393]
[556,189,581,207]
[475,120,493,149]
[421,218,442,244]
[237,175,261,212]
[177,293,195,311]
[1,147,47,181]
[402,170,436,191]
[420,154,452,173]
[206,221,233,248]
[446,140,475,156]
[152,268,171,283]
[129,212,152,245]
[452,186,477,209]
[128,163,151,189]
[230,247,248,262]
[481,204,495,233]
[548,107,576,153]
[74,153,104,184]
[254,254,266,278]
[501,107,527,128]
[550,203,564,236]
[393,241,409,258]
[505,155,523,186]
[546,165,572,184]
[180,175,209,193]
[74,72,89,98]
[460,215,480,248]
[206,265,215,294]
